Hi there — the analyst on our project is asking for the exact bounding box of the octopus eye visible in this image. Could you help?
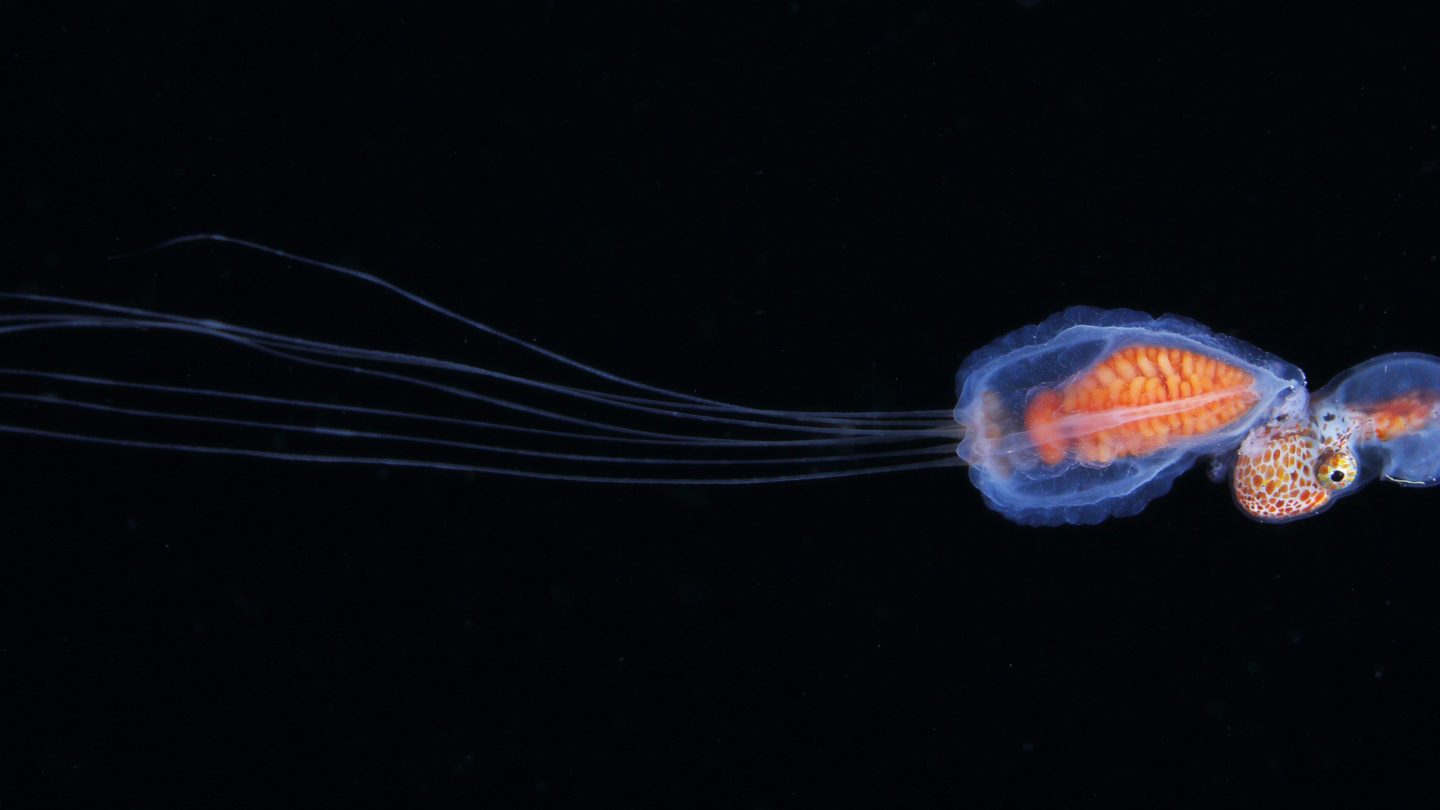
[1315,449,1359,491]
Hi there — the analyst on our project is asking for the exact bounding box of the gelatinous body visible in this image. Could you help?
[1232,353,1440,522]
[953,307,1305,526]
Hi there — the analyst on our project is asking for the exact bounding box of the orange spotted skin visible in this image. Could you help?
[1022,345,1259,465]
[1232,426,1330,520]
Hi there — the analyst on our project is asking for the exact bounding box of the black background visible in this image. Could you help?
[5,3,1440,806]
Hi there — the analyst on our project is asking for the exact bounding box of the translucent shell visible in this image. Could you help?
[1315,353,1440,488]
[954,307,1306,526]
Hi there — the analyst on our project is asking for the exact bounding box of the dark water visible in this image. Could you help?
[5,4,1439,806]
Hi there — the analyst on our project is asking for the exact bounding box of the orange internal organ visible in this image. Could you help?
[1022,345,1258,465]
[1232,430,1328,520]
[1363,393,1437,442]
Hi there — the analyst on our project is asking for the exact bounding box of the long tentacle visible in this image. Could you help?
[0,237,967,482]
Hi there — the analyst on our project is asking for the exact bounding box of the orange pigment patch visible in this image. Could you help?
[1021,345,1258,465]
[1023,389,1066,465]
[1232,431,1328,521]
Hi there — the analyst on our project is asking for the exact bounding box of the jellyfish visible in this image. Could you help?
[2,235,1435,526]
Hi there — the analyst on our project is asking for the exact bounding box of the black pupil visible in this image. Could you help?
[1330,469,1346,482]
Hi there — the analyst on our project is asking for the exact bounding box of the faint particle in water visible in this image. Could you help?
[549,582,574,607]
[677,578,705,606]
[1021,742,1036,753]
